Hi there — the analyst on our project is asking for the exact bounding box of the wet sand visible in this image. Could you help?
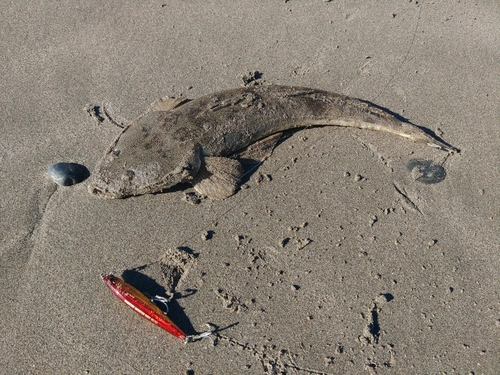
[1,1,499,374]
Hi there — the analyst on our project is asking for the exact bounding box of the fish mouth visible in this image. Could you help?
[88,183,121,199]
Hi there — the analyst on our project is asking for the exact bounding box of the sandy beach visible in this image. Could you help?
[1,1,499,373]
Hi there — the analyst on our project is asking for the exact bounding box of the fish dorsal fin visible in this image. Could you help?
[148,96,191,112]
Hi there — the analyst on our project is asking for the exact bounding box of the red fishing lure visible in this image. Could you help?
[101,274,210,343]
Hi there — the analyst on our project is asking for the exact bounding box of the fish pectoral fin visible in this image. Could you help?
[192,157,244,200]
[232,132,283,165]
[148,96,191,112]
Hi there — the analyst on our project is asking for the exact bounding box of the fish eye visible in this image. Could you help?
[111,148,121,157]
[121,169,135,181]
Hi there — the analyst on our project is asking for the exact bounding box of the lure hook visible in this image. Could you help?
[184,323,214,344]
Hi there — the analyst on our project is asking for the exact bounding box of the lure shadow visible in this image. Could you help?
[121,269,170,298]
[207,321,240,335]
[120,269,201,336]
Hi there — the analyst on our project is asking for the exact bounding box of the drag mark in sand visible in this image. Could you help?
[84,103,126,128]
[159,247,196,297]
[211,329,334,375]
[358,294,396,374]
[393,182,423,215]
[214,288,248,313]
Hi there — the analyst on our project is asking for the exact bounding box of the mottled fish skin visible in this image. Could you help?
[89,85,458,199]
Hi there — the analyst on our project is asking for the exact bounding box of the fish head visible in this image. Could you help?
[89,114,202,199]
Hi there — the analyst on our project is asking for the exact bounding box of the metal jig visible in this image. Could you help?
[101,274,211,343]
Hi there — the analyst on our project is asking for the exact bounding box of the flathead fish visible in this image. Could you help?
[89,85,458,199]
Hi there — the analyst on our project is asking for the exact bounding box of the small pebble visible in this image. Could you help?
[280,237,290,247]
[427,239,438,247]
[296,238,312,250]
[201,231,214,241]
[47,162,89,186]
[375,293,394,304]
[182,192,202,204]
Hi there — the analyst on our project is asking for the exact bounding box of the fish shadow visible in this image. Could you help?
[235,129,302,186]
[359,99,460,153]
